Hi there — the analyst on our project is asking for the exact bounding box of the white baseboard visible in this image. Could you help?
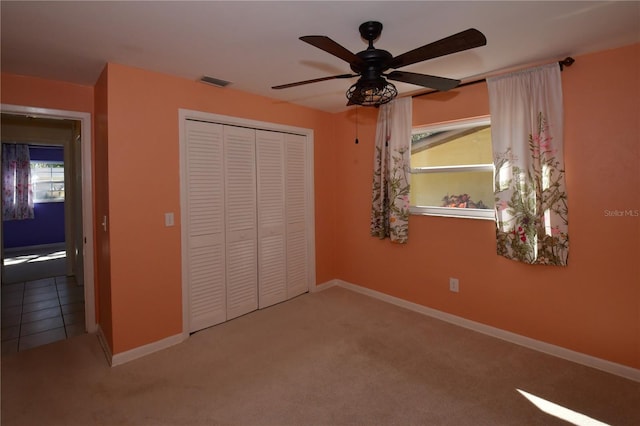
[96,325,113,365]
[110,333,186,367]
[311,279,339,293]
[318,279,640,383]
[96,325,186,367]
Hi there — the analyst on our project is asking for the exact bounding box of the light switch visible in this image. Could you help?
[165,212,174,227]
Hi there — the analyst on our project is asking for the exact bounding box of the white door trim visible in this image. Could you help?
[1,103,96,333]
[178,108,316,339]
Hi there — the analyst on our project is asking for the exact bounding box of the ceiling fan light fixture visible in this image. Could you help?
[346,80,397,106]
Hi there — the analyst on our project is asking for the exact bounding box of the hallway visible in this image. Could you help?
[1,246,85,355]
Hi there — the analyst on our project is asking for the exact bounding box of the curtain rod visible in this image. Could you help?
[412,57,575,99]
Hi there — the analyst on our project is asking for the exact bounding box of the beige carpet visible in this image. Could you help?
[1,286,638,426]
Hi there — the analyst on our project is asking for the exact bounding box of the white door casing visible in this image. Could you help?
[1,103,96,333]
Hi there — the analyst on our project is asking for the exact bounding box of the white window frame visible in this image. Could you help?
[410,116,495,221]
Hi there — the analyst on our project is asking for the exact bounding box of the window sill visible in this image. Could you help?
[410,206,495,221]
[34,199,65,204]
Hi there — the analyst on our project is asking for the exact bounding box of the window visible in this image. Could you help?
[410,117,494,220]
[31,161,64,203]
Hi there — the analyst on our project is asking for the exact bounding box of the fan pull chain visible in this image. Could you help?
[355,106,359,144]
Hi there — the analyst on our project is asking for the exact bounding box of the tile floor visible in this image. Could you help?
[1,275,85,356]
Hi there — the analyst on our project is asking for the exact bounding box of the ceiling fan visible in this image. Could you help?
[272,21,487,107]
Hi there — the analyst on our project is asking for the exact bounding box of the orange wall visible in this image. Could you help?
[103,63,337,353]
[333,43,640,369]
[1,73,94,113]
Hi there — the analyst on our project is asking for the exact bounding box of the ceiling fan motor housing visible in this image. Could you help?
[351,48,393,78]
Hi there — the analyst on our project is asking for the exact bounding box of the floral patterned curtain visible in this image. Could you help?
[488,63,569,265]
[2,143,34,221]
[370,97,412,243]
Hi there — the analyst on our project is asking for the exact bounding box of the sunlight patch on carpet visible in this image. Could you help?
[3,250,66,266]
[517,389,610,426]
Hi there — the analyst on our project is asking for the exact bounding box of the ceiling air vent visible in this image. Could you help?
[199,76,231,87]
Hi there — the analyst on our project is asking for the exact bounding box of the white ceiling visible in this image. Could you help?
[1,1,639,113]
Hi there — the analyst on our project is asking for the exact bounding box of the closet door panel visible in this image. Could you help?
[226,237,257,319]
[256,130,287,308]
[285,134,309,298]
[189,242,225,332]
[224,126,258,320]
[185,121,226,332]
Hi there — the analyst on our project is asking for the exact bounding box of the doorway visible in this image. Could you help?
[0,105,95,354]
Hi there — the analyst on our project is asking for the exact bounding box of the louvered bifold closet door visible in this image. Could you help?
[185,120,226,333]
[224,126,259,320]
[256,130,287,309]
[285,133,309,298]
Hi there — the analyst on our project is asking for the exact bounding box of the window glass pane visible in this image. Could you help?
[410,118,494,219]
[412,126,492,167]
[31,161,64,202]
[410,170,494,209]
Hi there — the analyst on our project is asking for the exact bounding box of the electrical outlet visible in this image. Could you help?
[449,277,459,293]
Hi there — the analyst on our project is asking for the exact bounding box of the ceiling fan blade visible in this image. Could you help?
[390,28,487,69]
[300,36,366,67]
[272,73,356,90]
[386,71,460,91]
